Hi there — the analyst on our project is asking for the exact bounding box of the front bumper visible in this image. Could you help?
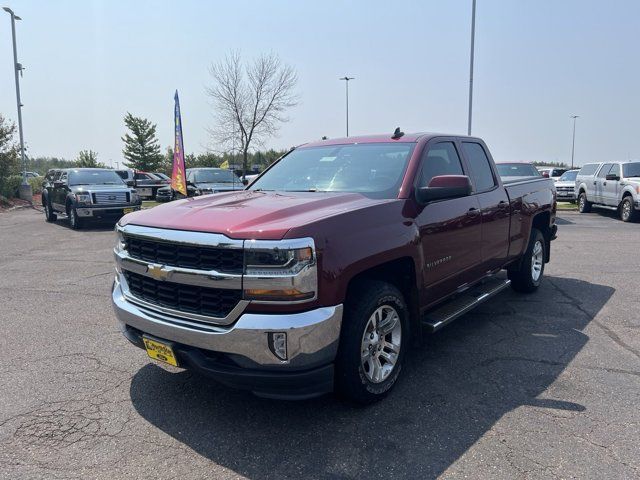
[111,277,343,398]
[76,205,141,218]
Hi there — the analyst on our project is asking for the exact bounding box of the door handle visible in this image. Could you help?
[603,181,607,186]
[467,207,481,217]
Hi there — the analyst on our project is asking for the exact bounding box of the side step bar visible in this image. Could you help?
[421,277,511,332]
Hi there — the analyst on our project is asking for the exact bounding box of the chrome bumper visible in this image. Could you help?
[111,276,343,369]
[77,205,140,217]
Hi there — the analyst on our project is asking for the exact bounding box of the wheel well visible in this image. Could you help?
[532,212,552,262]
[622,191,633,199]
[345,257,419,339]
[578,187,586,195]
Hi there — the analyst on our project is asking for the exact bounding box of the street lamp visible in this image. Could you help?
[339,76,354,137]
[467,0,476,136]
[3,7,31,200]
[570,115,579,169]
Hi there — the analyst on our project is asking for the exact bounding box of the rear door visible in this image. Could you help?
[460,140,511,272]
[414,140,483,305]
[593,163,612,204]
[602,163,621,206]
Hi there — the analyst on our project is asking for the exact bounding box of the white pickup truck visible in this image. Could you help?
[575,161,640,222]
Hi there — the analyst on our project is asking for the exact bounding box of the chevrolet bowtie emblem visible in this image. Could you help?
[147,264,171,281]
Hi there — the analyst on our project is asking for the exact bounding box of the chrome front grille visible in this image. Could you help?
[123,270,242,319]
[124,235,244,274]
[93,191,129,204]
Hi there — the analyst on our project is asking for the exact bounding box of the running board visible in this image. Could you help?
[422,277,511,332]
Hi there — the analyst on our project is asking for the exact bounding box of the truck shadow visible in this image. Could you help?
[129,276,613,479]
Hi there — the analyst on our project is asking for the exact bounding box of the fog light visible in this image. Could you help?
[268,332,287,361]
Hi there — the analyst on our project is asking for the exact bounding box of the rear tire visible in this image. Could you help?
[578,192,592,213]
[43,197,57,222]
[508,229,545,293]
[620,196,638,222]
[335,280,408,404]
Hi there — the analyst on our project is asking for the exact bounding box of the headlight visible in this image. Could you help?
[243,239,317,302]
[75,193,91,204]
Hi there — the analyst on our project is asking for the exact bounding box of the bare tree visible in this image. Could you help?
[206,51,298,176]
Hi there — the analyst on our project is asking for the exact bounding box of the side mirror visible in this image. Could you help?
[242,178,249,186]
[605,174,619,181]
[416,175,472,205]
[53,180,64,188]
[541,172,550,178]
[126,180,135,187]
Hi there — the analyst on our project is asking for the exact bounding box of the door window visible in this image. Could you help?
[608,164,620,178]
[418,142,464,187]
[462,142,496,192]
[597,164,612,178]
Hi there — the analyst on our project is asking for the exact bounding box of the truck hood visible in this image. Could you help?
[554,181,575,188]
[71,184,130,193]
[121,190,392,240]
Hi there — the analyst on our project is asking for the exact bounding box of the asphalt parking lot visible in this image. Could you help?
[0,207,639,479]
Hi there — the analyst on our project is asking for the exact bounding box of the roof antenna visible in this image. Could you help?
[392,127,404,139]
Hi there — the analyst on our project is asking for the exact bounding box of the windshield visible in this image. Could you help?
[193,169,238,183]
[249,143,415,199]
[623,162,640,178]
[69,170,125,186]
[496,163,540,177]
[558,170,578,181]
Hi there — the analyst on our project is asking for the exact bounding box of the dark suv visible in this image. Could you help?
[42,168,141,229]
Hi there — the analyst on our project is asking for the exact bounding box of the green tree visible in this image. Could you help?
[122,113,163,171]
[75,149,104,168]
[0,114,19,191]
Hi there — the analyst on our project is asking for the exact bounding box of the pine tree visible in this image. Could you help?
[75,150,104,168]
[121,113,163,171]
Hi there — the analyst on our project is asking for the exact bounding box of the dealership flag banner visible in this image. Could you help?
[171,90,188,196]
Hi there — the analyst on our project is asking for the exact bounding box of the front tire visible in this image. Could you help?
[335,280,408,404]
[508,228,545,293]
[620,196,638,222]
[43,197,57,222]
[68,204,83,230]
[578,192,592,213]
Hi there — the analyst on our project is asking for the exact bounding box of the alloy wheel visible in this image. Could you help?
[360,305,402,383]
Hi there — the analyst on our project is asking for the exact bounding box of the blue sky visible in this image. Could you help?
[0,0,639,167]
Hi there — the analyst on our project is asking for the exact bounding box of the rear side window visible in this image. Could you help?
[578,164,599,176]
[597,164,612,178]
[462,142,496,192]
[418,142,464,187]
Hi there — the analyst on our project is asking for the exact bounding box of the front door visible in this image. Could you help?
[51,171,67,211]
[414,140,483,307]
[602,163,621,206]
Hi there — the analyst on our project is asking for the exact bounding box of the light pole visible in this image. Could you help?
[570,115,579,169]
[467,0,476,136]
[339,76,354,137]
[4,7,31,200]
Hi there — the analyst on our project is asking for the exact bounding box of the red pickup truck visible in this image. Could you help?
[112,132,557,403]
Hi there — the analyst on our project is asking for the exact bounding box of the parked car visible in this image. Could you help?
[496,162,542,182]
[42,168,141,229]
[537,166,567,180]
[554,169,580,202]
[112,132,557,403]
[155,167,244,201]
[152,172,171,183]
[25,171,41,179]
[575,161,640,222]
